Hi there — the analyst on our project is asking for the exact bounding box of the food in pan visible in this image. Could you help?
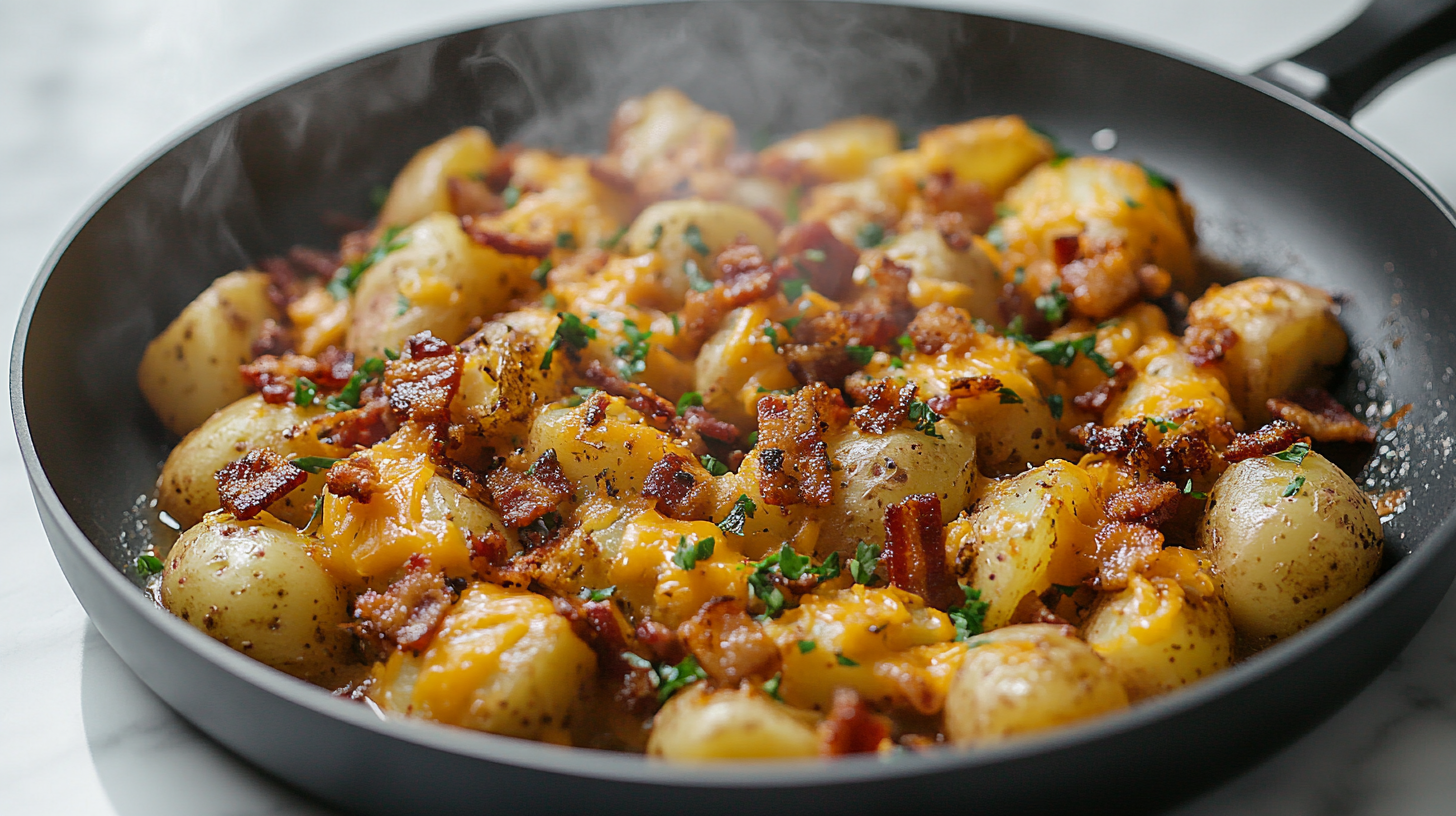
[137,87,1385,758]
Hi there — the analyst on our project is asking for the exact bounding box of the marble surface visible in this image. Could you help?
[4,1,1456,813]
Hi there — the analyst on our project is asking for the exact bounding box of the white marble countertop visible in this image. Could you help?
[5,1,1456,813]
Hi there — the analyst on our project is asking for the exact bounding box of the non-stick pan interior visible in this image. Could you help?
[17,2,1456,812]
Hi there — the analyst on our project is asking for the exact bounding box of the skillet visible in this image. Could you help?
[14,1,1456,813]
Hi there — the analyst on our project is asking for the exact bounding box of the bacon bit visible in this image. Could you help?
[677,598,781,686]
[458,215,553,257]
[259,257,304,313]
[1008,591,1070,626]
[484,450,574,529]
[1150,429,1215,482]
[1137,263,1172,299]
[483,143,522,193]
[250,319,293,359]
[1267,388,1376,444]
[467,528,510,567]
[1093,522,1165,591]
[775,222,859,300]
[582,362,678,429]
[286,246,340,280]
[682,406,741,444]
[384,332,463,430]
[316,398,395,449]
[583,392,609,428]
[1185,322,1239,367]
[1072,361,1134,414]
[324,455,378,503]
[446,175,503,217]
[635,619,685,664]
[782,256,913,387]
[1070,422,1149,457]
[1052,234,1082,266]
[881,493,961,611]
[351,555,452,653]
[1223,420,1307,463]
[1104,481,1182,527]
[908,302,978,356]
[754,384,847,507]
[996,279,1049,338]
[1384,403,1414,430]
[925,375,1003,415]
[587,159,638,195]
[853,379,917,434]
[920,173,995,236]
[642,453,707,520]
[680,242,777,351]
[242,349,355,395]
[818,688,890,756]
[1373,487,1409,517]
[553,594,658,715]
[214,449,307,520]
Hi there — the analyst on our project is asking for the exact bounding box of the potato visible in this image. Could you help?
[138,270,282,436]
[917,115,1055,197]
[648,684,820,760]
[377,126,495,230]
[603,87,736,199]
[606,508,750,628]
[694,302,798,429]
[759,116,900,183]
[1104,334,1245,430]
[943,624,1128,745]
[1184,277,1347,424]
[523,397,705,499]
[369,583,596,741]
[953,460,1098,630]
[883,228,1000,324]
[1082,550,1235,699]
[814,422,979,560]
[346,212,537,358]
[157,394,346,529]
[1197,450,1382,644]
[161,512,352,682]
[623,200,777,300]
[452,311,563,454]
[800,177,903,248]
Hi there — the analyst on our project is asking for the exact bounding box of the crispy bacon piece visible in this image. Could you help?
[588,159,638,195]
[1009,591,1071,626]
[1223,420,1306,464]
[1149,429,1214,481]
[458,215,553,257]
[325,455,378,503]
[642,453,707,520]
[482,143,522,192]
[996,280,1050,338]
[677,598,781,686]
[755,384,847,507]
[682,406,741,444]
[1093,522,1165,591]
[908,303,978,356]
[553,594,659,715]
[352,555,452,653]
[1267,388,1375,444]
[1072,361,1134,414]
[635,619,685,664]
[1104,481,1182,527]
[484,449,574,529]
[881,493,961,611]
[920,173,995,236]
[782,256,915,387]
[467,528,510,567]
[818,688,889,756]
[583,362,678,429]
[250,318,293,359]
[242,348,356,403]
[926,375,1003,415]
[446,175,503,217]
[1070,422,1149,457]
[384,332,463,430]
[1185,322,1239,367]
[214,449,306,520]
[1052,234,1082,267]
[775,221,859,300]
[679,242,778,351]
[316,397,395,449]
[853,379,917,434]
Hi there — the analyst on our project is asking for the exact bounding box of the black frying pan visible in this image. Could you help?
[15,2,1456,814]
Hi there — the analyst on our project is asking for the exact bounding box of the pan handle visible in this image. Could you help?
[1254,0,1456,118]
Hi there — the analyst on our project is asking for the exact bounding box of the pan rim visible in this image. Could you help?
[13,0,1456,789]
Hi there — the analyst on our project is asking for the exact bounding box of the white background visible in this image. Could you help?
[5,1,1456,814]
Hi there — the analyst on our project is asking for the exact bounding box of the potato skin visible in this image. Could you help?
[624,200,777,300]
[161,513,352,682]
[157,394,346,529]
[1198,451,1383,645]
[648,685,820,761]
[759,115,900,183]
[138,270,281,436]
[377,126,495,230]
[943,624,1128,745]
[451,311,562,455]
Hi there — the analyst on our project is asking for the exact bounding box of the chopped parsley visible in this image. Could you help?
[1272,442,1312,465]
[700,453,729,476]
[849,541,881,585]
[684,223,711,256]
[654,654,708,703]
[747,543,838,618]
[579,585,616,602]
[1183,479,1208,500]
[846,345,875,366]
[1148,416,1181,432]
[383,347,400,361]
[1124,196,1141,209]
[328,226,409,299]
[785,185,802,224]
[781,315,803,333]
[896,334,914,353]
[994,203,1016,219]
[997,386,1023,405]
[1052,584,1080,596]
[293,377,318,407]
[1047,393,1064,420]
[598,225,628,250]
[1035,282,1069,324]
[1023,334,1116,376]
[676,391,703,415]
[762,673,783,701]
[948,585,990,641]
[802,248,827,263]
[781,278,811,300]
[290,456,341,474]
[301,494,324,532]
[762,323,781,349]
[566,385,598,407]
[985,224,1007,252]
[1012,266,1027,286]
[684,258,713,292]
[614,318,652,378]
[502,185,521,208]
[555,231,576,250]
[135,554,164,577]
[1282,475,1307,498]
[718,494,758,535]
[798,639,817,654]
[856,222,886,249]
[647,223,664,249]
[539,312,597,371]
[835,654,859,667]
[745,430,759,447]
[1143,164,1173,189]
[907,398,943,438]
[396,294,411,316]
[325,357,385,411]
[671,535,716,570]
[542,292,558,309]
[669,312,681,335]
[531,257,553,285]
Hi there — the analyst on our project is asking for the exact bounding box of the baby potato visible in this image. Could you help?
[524,398,705,499]
[1104,334,1245,430]
[883,228,1000,324]
[1198,450,1382,645]
[800,177,903,248]
[603,87,736,199]
[759,115,901,183]
[1082,558,1235,700]
[377,126,495,230]
[694,303,800,429]
[943,624,1128,746]
[346,212,537,358]
[953,460,1098,630]
[1184,277,1347,424]
[161,512,352,682]
[917,115,1055,197]
[624,200,777,300]
[815,422,979,560]
[452,311,563,454]
[138,270,282,436]
[369,583,596,741]
[157,394,346,529]
[648,684,820,761]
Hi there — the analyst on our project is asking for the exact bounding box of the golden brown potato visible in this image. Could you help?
[943,624,1128,745]
[694,303,799,429]
[917,115,1055,197]
[138,270,281,436]
[451,310,563,455]
[161,513,352,682]
[1184,277,1347,424]
[1198,450,1382,645]
[156,394,346,529]
[647,685,820,761]
[377,126,495,230]
[883,228,1000,323]
[602,87,736,199]
[759,116,900,183]
[624,200,777,301]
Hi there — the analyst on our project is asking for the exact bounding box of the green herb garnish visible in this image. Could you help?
[948,585,990,641]
[598,226,627,250]
[1282,475,1307,498]
[328,226,409,299]
[502,185,521,208]
[540,313,597,371]
[684,224,711,256]
[614,318,652,378]
[555,231,576,250]
[700,453,729,476]
[579,586,616,602]
[998,387,1023,405]
[1273,442,1312,465]
[1048,393,1064,420]
[671,535,716,570]
[293,377,318,407]
[1035,282,1069,324]
[325,357,385,412]
[135,554,164,577]
[849,541,881,585]
[907,398,943,438]
[677,391,704,415]
[856,223,885,249]
[846,345,875,366]
[718,494,758,535]
[684,258,713,293]
[798,639,817,654]
[532,257,553,285]
[290,456,341,474]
